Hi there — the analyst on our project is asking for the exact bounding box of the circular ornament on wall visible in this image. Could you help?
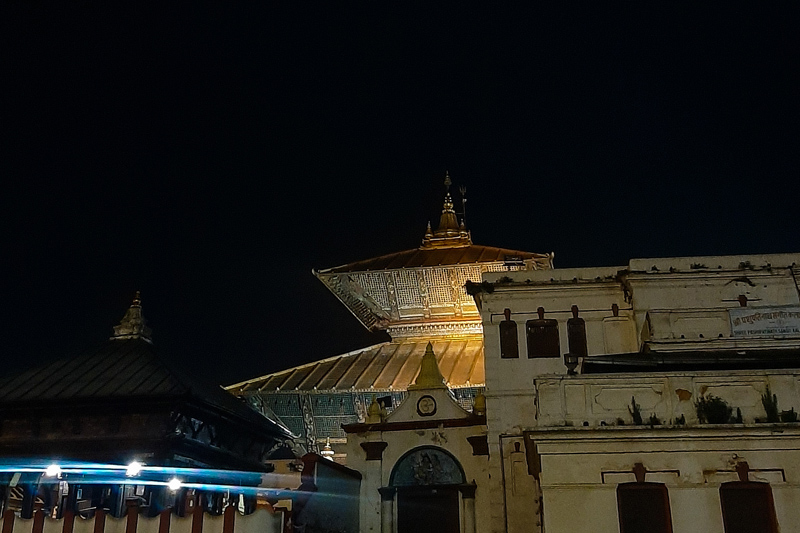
[417,395,437,416]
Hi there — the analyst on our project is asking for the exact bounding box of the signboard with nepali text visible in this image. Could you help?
[729,306,800,337]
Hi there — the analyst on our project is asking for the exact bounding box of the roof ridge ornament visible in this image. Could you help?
[111,291,153,343]
[420,172,472,249]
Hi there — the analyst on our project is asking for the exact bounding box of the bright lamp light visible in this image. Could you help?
[126,461,143,476]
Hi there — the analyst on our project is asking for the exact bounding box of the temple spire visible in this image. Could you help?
[409,342,447,389]
[111,291,153,343]
[420,172,472,249]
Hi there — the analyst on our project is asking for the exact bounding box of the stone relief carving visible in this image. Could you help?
[391,448,465,486]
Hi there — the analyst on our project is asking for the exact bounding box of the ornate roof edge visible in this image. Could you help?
[313,269,390,331]
[316,246,554,275]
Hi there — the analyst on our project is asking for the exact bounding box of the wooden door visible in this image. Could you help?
[397,487,460,533]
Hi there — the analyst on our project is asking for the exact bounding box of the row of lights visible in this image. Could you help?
[43,461,182,491]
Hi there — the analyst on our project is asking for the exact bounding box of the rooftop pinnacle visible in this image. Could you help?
[409,342,447,390]
[111,291,153,343]
[420,172,472,249]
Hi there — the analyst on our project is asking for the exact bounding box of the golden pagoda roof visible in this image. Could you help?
[313,174,553,332]
[226,336,485,394]
[318,244,553,273]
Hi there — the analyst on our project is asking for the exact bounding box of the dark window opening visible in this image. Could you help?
[500,308,519,359]
[617,482,673,533]
[567,305,588,357]
[526,307,559,358]
[720,481,779,533]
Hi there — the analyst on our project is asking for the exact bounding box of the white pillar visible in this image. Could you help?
[378,487,396,533]
[461,483,477,533]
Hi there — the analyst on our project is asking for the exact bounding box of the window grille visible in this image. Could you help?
[279,417,305,438]
[313,417,351,439]
[266,394,302,416]
[351,273,390,309]
[310,394,354,416]
[483,263,508,272]
[394,270,422,308]
[424,268,454,305]
[452,387,484,411]
[456,266,483,302]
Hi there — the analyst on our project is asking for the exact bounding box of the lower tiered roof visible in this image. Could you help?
[227,335,485,394]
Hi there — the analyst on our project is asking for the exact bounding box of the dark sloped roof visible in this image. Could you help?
[227,336,485,393]
[582,348,800,373]
[0,338,293,438]
[319,244,552,273]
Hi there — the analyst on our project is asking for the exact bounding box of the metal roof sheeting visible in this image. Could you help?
[228,336,485,393]
[0,338,294,438]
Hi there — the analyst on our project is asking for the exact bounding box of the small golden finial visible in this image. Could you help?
[473,391,486,416]
[419,172,472,249]
[111,291,152,342]
[367,397,383,423]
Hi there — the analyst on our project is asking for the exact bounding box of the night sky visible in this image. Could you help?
[4,4,798,387]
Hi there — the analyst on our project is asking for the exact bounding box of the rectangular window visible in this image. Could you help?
[526,319,560,358]
[720,482,779,533]
[567,316,588,357]
[617,483,673,533]
[499,319,519,358]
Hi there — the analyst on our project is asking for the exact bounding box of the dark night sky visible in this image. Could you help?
[3,3,798,387]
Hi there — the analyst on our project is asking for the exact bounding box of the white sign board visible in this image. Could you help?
[729,306,800,337]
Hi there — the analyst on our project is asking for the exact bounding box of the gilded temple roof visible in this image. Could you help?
[318,244,553,273]
[226,336,485,394]
[312,175,553,332]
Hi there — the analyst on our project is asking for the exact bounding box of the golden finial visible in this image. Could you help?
[111,291,152,342]
[367,397,382,423]
[409,342,447,390]
[419,173,472,249]
[472,392,486,416]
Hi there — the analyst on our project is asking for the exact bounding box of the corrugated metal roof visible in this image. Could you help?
[227,336,485,393]
[0,339,185,402]
[319,244,553,273]
[0,338,293,438]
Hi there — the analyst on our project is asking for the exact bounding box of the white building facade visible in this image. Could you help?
[477,253,800,533]
[343,343,490,533]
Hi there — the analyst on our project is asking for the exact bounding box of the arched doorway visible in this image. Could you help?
[389,446,467,533]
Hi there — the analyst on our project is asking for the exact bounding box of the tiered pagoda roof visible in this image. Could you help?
[0,294,293,470]
[228,336,484,394]
[232,175,552,396]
